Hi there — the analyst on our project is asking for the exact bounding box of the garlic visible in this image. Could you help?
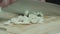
[29,13,44,24]
[24,10,29,16]
[11,16,30,24]
[31,18,38,24]
[29,14,37,19]
[12,16,24,24]
[38,17,44,23]
[20,16,30,24]
[4,11,44,25]
[29,14,38,24]
[10,18,18,23]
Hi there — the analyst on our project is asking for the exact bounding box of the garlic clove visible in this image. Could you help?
[38,17,44,23]
[22,16,30,24]
[31,18,38,24]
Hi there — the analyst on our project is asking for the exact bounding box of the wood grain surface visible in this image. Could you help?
[0,16,60,34]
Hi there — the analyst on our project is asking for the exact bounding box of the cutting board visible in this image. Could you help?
[0,16,60,34]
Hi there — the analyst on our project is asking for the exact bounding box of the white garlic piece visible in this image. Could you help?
[29,14,37,19]
[38,17,44,23]
[24,10,29,16]
[31,18,38,24]
[10,18,18,22]
[12,16,30,24]
[29,14,38,24]
[14,22,22,24]
[21,16,30,24]
[13,16,24,24]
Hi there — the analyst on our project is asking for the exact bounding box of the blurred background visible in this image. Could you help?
[0,0,60,6]
[0,0,60,21]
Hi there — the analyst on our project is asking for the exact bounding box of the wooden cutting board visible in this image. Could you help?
[0,16,60,34]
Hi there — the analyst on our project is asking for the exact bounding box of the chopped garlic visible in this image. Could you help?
[4,11,44,25]
[38,17,44,23]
